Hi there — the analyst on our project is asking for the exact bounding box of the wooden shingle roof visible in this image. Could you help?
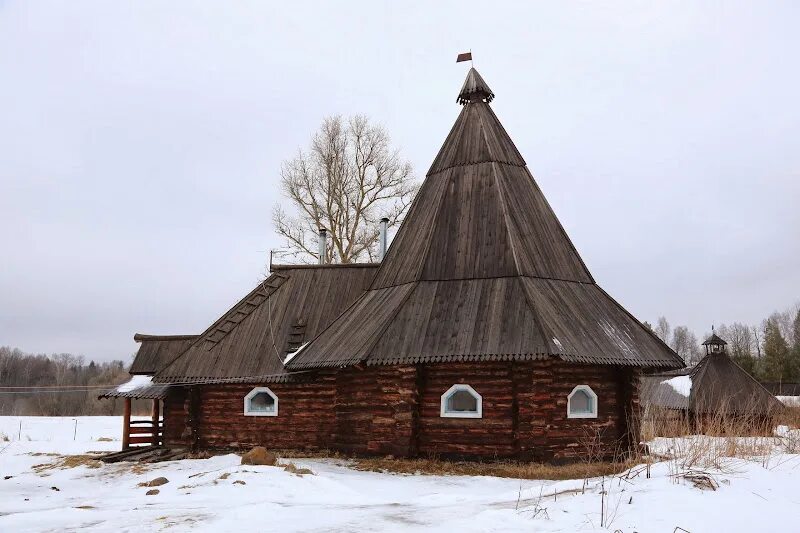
[690,353,783,415]
[286,68,683,371]
[643,353,783,415]
[457,67,494,105]
[152,264,377,383]
[129,334,198,375]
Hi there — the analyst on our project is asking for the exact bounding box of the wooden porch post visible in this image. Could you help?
[151,399,160,446]
[122,397,131,450]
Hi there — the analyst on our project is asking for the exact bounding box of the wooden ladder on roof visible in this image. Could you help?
[286,320,307,355]
[201,273,289,350]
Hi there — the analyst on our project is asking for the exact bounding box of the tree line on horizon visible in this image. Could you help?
[0,347,144,416]
[645,301,800,383]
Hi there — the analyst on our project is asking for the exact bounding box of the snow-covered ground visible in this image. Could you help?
[2,417,800,532]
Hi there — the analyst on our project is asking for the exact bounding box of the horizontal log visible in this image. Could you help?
[129,435,160,445]
[128,426,159,435]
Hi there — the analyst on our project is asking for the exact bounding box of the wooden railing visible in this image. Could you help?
[122,397,163,450]
[127,419,163,447]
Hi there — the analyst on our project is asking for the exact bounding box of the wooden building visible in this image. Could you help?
[641,333,783,433]
[114,68,683,462]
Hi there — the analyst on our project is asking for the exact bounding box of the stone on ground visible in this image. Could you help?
[240,447,277,466]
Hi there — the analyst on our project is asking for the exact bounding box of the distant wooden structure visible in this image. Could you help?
[642,333,783,433]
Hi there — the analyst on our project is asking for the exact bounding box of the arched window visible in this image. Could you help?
[244,387,279,417]
[567,385,598,418]
[440,384,482,418]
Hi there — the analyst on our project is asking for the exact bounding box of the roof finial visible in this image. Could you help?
[457,66,495,105]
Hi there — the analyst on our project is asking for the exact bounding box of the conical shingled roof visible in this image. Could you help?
[286,68,683,371]
[642,352,783,416]
[457,67,495,104]
[690,352,783,415]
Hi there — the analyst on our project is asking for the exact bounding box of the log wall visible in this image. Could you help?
[164,373,337,450]
[162,360,641,461]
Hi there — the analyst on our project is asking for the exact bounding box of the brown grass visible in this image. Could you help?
[350,457,632,480]
[233,447,630,480]
[775,406,800,428]
[32,455,103,473]
[639,395,799,473]
[281,462,314,475]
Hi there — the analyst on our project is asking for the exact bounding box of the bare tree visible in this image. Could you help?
[654,316,671,343]
[273,115,417,263]
[719,322,755,359]
[672,326,701,365]
[753,326,762,358]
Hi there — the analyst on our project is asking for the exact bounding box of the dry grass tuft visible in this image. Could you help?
[268,448,342,459]
[281,462,314,475]
[351,457,632,480]
[32,455,103,473]
[776,406,800,429]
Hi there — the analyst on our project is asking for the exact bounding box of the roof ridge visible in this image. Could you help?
[133,334,198,342]
[271,263,379,271]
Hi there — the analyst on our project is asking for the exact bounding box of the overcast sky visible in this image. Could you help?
[1,2,798,363]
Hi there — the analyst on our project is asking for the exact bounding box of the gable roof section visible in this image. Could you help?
[153,264,377,383]
[287,68,682,371]
[129,334,198,375]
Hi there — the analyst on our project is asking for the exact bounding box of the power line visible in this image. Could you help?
[0,388,114,395]
[0,384,117,390]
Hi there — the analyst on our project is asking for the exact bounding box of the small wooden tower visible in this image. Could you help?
[702,331,727,356]
[642,331,783,434]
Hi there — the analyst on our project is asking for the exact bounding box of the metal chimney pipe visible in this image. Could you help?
[379,218,389,261]
[318,228,327,264]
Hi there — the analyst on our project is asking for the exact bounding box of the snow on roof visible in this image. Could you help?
[663,375,692,398]
[115,375,153,393]
[283,342,310,365]
[99,374,169,400]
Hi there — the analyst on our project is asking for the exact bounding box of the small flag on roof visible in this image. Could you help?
[456,52,472,63]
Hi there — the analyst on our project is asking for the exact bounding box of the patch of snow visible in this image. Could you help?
[3,417,800,532]
[551,337,564,352]
[283,342,309,365]
[663,375,692,397]
[115,374,153,393]
[777,395,800,407]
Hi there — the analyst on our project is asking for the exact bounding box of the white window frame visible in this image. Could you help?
[243,386,279,417]
[440,384,483,419]
[567,385,598,419]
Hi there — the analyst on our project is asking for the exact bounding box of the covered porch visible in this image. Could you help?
[99,375,170,450]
